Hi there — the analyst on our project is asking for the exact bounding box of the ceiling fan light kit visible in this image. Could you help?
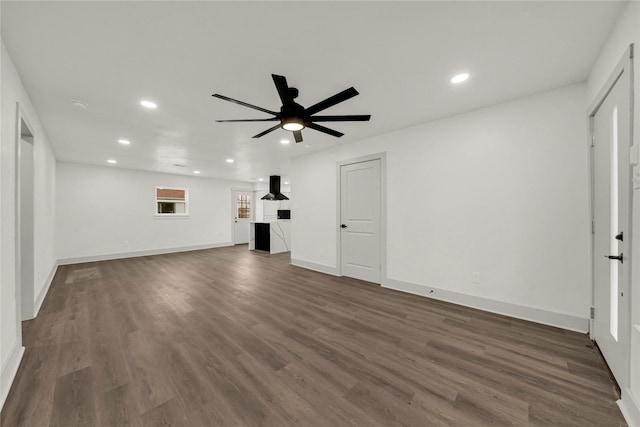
[212,74,371,143]
[282,117,304,131]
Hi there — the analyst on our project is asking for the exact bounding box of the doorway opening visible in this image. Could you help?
[17,112,35,321]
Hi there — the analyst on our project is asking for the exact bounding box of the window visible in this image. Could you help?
[237,194,251,219]
[156,187,188,215]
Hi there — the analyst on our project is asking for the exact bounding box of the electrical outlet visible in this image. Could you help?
[472,272,480,284]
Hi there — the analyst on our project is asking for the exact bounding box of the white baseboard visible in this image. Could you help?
[619,389,640,427]
[290,258,339,276]
[382,277,589,333]
[0,341,25,412]
[57,242,234,265]
[33,262,58,317]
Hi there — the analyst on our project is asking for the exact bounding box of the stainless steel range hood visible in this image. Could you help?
[261,175,289,200]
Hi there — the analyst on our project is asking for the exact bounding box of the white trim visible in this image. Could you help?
[57,242,233,265]
[619,389,640,427]
[153,214,190,219]
[33,262,58,318]
[383,277,589,333]
[0,341,25,412]
[290,258,339,276]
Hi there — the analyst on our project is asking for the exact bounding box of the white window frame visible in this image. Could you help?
[155,186,190,218]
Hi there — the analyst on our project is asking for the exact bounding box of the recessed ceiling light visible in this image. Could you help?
[107,159,117,164]
[280,139,290,145]
[226,158,234,163]
[140,100,157,109]
[71,99,88,109]
[451,73,470,84]
[194,170,201,174]
[258,178,264,182]
[118,139,130,145]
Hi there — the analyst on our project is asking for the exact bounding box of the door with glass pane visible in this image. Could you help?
[591,51,632,388]
[233,191,252,244]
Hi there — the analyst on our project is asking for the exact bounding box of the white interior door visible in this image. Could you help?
[340,159,381,283]
[233,190,252,244]
[591,60,632,388]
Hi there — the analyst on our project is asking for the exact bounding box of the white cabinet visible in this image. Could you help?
[263,200,278,222]
[279,199,290,210]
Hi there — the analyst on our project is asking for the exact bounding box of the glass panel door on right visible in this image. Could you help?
[591,66,631,388]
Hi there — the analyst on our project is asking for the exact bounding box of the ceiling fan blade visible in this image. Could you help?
[305,87,359,116]
[307,123,344,138]
[253,124,281,139]
[212,94,278,116]
[310,115,371,122]
[216,118,279,122]
[272,74,293,105]
[293,130,303,143]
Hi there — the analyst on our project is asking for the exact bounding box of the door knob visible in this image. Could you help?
[340,224,347,228]
[605,253,623,263]
[615,232,623,241]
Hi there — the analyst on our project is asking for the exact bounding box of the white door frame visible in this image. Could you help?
[587,45,634,377]
[231,188,253,244]
[336,152,387,281]
[15,102,36,327]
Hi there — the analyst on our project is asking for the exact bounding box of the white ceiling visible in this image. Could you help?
[1,1,626,183]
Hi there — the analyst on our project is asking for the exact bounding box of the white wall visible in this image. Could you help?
[291,83,590,331]
[56,162,250,262]
[587,2,640,425]
[1,41,57,409]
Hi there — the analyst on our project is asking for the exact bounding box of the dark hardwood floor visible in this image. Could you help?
[1,245,627,426]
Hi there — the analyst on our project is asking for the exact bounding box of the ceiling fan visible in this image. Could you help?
[212,74,371,143]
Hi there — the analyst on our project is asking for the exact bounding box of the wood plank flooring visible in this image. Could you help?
[1,245,627,426]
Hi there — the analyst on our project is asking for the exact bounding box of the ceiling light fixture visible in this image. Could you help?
[194,170,201,174]
[226,158,234,163]
[140,100,157,109]
[118,139,130,145]
[107,159,117,164]
[282,117,305,132]
[284,181,289,185]
[258,178,264,182]
[280,139,290,145]
[451,73,470,84]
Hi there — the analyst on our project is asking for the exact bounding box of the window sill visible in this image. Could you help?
[154,214,190,219]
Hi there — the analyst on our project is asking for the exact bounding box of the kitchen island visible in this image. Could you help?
[249,221,290,254]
